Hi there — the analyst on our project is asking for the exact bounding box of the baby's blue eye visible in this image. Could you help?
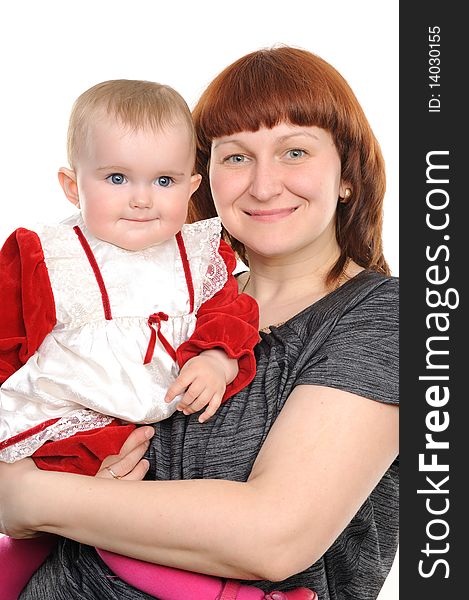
[156,176,173,187]
[107,173,126,185]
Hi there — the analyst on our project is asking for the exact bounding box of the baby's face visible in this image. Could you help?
[73,117,200,250]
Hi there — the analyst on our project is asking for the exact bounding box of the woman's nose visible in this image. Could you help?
[248,161,283,201]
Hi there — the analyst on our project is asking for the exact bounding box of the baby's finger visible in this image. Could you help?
[165,378,188,403]
[198,394,223,423]
[180,387,214,415]
[177,380,206,410]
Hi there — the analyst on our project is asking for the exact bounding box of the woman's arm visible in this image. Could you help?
[0,386,398,582]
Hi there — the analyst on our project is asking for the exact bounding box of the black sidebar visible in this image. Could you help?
[400,2,466,597]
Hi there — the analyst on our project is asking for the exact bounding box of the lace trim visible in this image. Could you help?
[181,219,228,312]
[0,411,113,463]
[39,215,228,324]
[199,233,228,310]
[40,214,84,259]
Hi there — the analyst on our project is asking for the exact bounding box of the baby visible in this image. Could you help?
[0,79,259,598]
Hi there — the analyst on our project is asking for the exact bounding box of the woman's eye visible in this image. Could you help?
[287,149,306,159]
[225,154,246,164]
[156,176,173,187]
[107,173,126,185]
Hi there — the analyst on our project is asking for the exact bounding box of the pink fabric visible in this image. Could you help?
[97,549,265,599]
[218,580,241,599]
[0,534,57,600]
[265,590,318,600]
[0,535,318,600]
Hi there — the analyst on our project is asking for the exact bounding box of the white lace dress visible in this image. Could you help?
[0,213,234,462]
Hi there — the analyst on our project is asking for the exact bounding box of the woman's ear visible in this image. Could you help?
[58,168,80,207]
[338,182,353,203]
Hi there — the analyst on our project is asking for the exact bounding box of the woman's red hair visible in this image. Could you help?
[190,46,390,281]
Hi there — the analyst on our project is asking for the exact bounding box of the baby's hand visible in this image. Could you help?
[165,350,238,423]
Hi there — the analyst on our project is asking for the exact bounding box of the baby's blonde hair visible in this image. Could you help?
[67,79,195,169]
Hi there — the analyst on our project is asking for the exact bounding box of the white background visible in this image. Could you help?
[0,1,399,597]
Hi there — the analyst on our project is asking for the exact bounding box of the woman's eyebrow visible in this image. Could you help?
[213,131,321,149]
[277,131,320,143]
[212,139,242,149]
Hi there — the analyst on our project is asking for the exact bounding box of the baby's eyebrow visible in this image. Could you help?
[96,166,186,177]
[96,165,129,172]
[156,171,186,177]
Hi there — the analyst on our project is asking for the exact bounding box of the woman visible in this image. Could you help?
[0,46,398,600]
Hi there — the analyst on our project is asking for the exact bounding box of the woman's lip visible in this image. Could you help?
[245,207,298,221]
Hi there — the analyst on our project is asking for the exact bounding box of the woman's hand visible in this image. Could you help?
[0,458,41,538]
[0,425,154,539]
[96,425,154,481]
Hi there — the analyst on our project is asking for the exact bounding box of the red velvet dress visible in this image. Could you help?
[0,214,258,475]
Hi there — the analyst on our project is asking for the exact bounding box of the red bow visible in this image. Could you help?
[143,312,177,364]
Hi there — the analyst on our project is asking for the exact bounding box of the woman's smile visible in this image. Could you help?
[244,207,299,222]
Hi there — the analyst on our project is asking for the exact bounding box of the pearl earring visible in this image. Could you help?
[339,188,352,203]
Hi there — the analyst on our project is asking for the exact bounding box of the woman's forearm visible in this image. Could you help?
[12,386,398,583]
[30,469,274,580]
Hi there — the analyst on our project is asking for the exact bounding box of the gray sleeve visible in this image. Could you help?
[295,278,399,405]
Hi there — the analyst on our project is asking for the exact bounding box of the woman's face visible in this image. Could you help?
[210,123,346,262]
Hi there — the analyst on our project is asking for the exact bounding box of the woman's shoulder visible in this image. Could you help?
[350,271,398,322]
[364,270,399,295]
[324,269,398,320]
[347,270,398,313]
[286,270,398,333]
[342,269,398,301]
[288,270,399,406]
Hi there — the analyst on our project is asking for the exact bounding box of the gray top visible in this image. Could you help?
[21,270,399,600]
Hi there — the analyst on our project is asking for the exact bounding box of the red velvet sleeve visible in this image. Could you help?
[0,229,56,384]
[176,239,259,401]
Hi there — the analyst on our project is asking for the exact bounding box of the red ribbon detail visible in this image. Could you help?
[143,312,177,364]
